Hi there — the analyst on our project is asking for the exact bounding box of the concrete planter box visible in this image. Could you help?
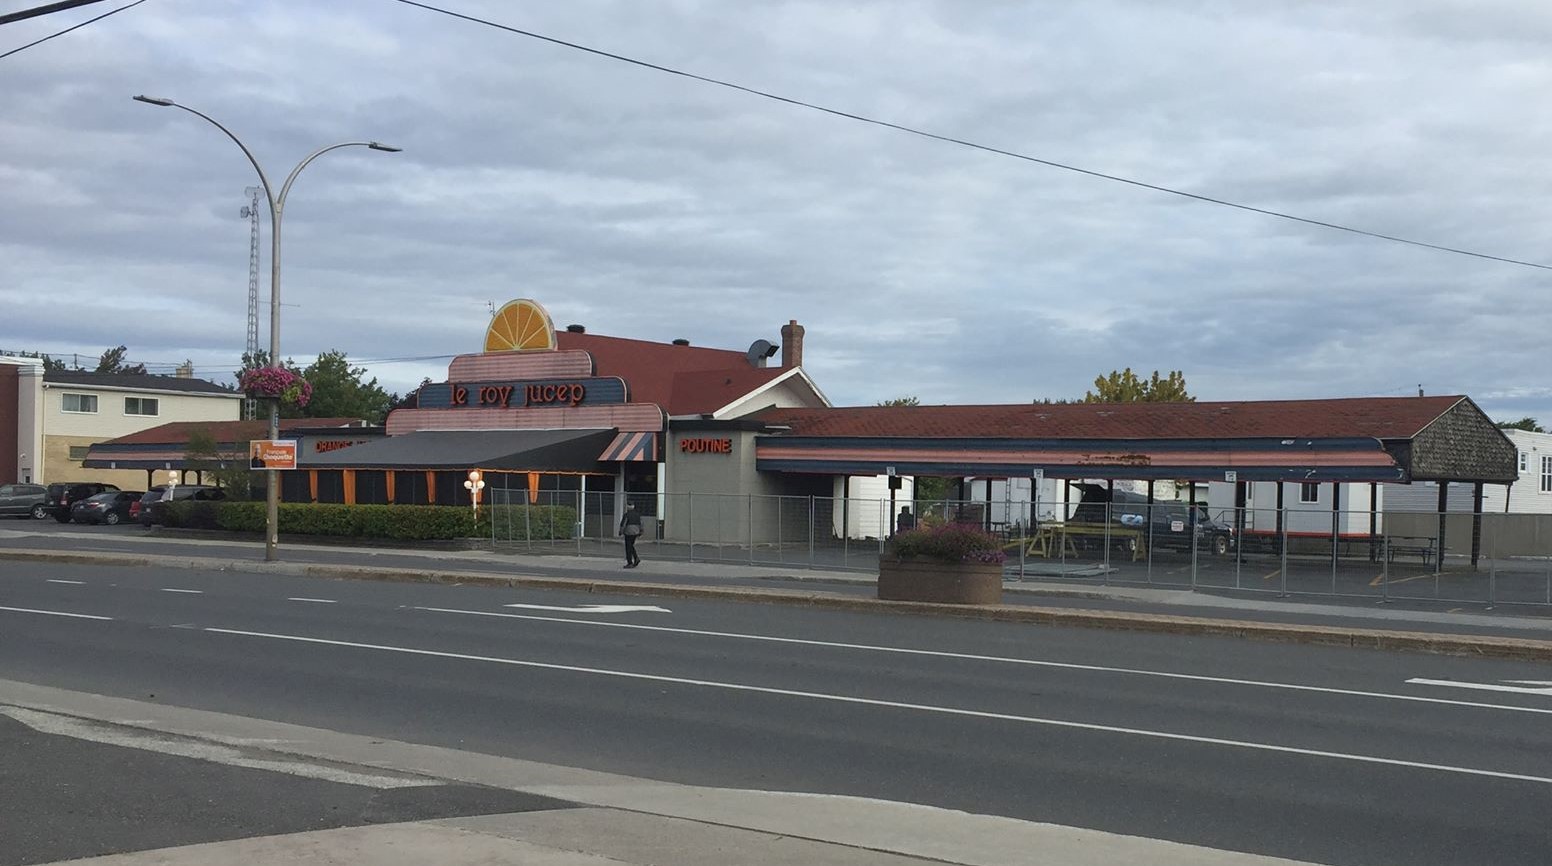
[878,558,1004,605]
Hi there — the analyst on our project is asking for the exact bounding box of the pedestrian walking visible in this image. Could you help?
[619,502,643,568]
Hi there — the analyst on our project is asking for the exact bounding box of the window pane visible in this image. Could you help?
[1543,457,1552,493]
[124,397,160,416]
[68,446,89,460]
[63,393,98,413]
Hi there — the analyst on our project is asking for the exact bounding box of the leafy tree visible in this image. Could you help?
[299,350,392,424]
[1497,417,1545,433]
[1083,368,1194,403]
[878,396,920,407]
[184,429,255,499]
[94,345,147,375]
[8,350,66,371]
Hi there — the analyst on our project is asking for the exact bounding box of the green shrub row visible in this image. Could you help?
[163,501,578,541]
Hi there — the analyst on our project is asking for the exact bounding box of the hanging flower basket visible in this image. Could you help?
[240,367,312,408]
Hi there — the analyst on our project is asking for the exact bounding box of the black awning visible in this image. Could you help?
[301,429,616,472]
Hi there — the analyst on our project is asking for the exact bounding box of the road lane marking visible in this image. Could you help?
[1409,678,1552,696]
[0,707,435,789]
[287,598,337,604]
[503,603,671,614]
[161,588,203,594]
[45,579,84,585]
[0,605,112,621]
[204,626,1552,787]
[413,606,1552,716]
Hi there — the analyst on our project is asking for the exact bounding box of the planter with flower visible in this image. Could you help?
[240,367,312,410]
[879,523,1006,604]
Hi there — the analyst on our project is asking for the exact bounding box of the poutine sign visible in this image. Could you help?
[249,439,298,470]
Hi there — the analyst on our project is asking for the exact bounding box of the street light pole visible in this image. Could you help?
[133,95,400,561]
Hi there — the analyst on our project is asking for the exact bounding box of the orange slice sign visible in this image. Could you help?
[484,299,557,353]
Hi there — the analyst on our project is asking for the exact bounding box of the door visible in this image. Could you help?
[0,485,16,515]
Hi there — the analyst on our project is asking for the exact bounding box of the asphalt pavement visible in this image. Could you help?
[3,557,1551,866]
[4,520,1552,641]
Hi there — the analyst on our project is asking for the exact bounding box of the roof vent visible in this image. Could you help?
[672,338,690,346]
[565,324,585,333]
[746,339,778,368]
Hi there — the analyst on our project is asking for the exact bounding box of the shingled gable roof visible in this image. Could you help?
[755,396,1470,441]
[44,370,237,396]
[102,418,369,446]
[555,330,787,416]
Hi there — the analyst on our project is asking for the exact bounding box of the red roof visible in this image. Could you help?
[105,418,369,446]
[556,331,787,415]
[756,396,1469,441]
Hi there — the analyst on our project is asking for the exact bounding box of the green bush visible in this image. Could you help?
[161,501,577,541]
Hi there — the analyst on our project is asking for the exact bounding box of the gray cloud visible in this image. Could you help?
[2,0,1549,423]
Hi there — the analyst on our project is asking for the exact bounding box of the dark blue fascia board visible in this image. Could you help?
[755,459,1406,483]
[761,435,1387,452]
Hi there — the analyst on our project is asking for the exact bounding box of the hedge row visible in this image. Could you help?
[163,501,578,541]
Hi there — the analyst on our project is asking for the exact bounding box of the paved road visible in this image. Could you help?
[3,559,1551,866]
[5,522,1552,640]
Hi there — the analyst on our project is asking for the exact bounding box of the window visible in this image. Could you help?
[1542,456,1552,494]
[67,446,90,461]
[124,397,160,416]
[1520,452,1529,473]
[1299,482,1320,503]
[62,393,97,413]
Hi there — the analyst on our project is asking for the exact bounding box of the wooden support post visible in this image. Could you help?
[1436,482,1449,570]
[343,470,356,506]
[386,471,396,504]
[425,470,436,505]
[1275,483,1285,536]
[308,470,318,503]
[1471,481,1485,569]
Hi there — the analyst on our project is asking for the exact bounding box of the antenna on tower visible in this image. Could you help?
[240,187,262,420]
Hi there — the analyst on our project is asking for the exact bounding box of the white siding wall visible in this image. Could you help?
[832,475,913,539]
[44,386,240,439]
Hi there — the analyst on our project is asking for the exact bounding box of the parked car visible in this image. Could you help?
[42,482,121,523]
[1069,483,1236,555]
[0,483,50,519]
[138,484,226,527]
[70,490,144,525]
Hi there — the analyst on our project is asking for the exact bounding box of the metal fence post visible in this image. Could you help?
[1487,524,1496,610]
[576,489,584,556]
[1234,506,1243,589]
[808,495,815,569]
[748,494,755,565]
[1279,507,1289,598]
[1018,499,1027,582]
[1102,501,1112,584]
[1380,535,1390,604]
[1190,504,1199,592]
[523,495,531,547]
[688,491,695,562]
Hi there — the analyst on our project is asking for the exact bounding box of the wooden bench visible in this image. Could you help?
[1386,535,1437,566]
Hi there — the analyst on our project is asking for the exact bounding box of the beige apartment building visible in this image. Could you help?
[1,363,242,488]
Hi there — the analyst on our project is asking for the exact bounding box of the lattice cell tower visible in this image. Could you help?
[239,187,262,420]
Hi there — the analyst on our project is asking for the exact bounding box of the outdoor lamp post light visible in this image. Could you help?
[464,470,486,518]
[133,95,400,562]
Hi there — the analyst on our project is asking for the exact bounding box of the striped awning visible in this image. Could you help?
[601,431,658,462]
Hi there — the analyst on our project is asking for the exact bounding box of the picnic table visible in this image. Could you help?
[1025,523,1147,562]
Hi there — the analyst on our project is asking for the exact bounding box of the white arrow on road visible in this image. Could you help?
[502,603,671,614]
[1407,678,1552,696]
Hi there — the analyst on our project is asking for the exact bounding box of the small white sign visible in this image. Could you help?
[1171,519,1186,532]
[886,466,897,477]
[1225,471,1238,483]
[1032,468,1045,480]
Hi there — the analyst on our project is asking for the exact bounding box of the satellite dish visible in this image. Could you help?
[746,339,778,368]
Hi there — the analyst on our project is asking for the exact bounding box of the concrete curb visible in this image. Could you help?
[5,548,1552,661]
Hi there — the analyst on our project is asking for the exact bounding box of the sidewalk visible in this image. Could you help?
[6,680,1327,866]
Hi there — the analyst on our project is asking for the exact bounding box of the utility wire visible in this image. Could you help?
[0,0,144,60]
[0,0,110,27]
[392,0,1552,273]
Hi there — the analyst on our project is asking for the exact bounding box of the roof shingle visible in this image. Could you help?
[44,371,237,395]
[756,396,1468,441]
[555,331,785,415]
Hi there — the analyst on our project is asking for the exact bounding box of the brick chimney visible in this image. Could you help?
[780,319,804,369]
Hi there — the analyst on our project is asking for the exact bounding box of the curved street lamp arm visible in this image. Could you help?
[158,101,277,212]
[277,141,377,210]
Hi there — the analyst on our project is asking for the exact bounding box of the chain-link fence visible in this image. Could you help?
[486,489,1552,608]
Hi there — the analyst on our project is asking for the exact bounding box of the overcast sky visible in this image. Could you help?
[3,0,1549,420]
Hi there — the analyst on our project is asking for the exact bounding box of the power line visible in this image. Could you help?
[392,0,1552,273]
[0,0,111,27]
[0,0,145,60]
